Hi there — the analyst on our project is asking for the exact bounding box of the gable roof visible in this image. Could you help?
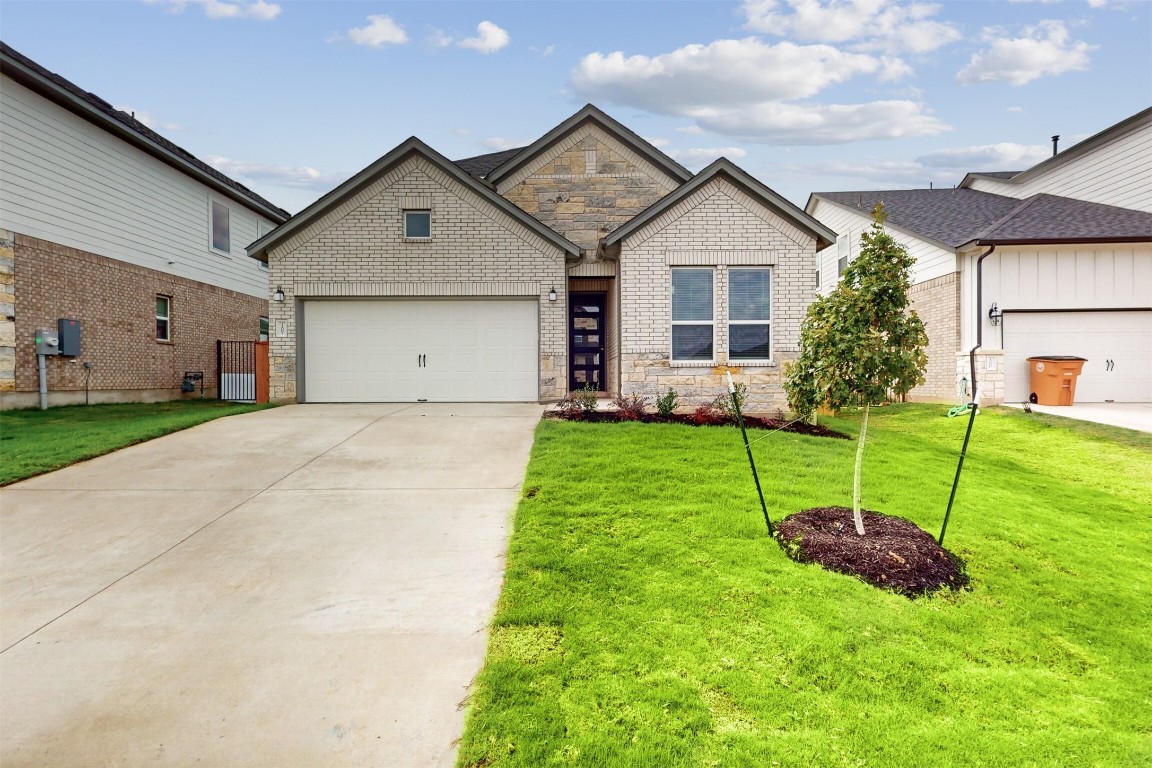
[483,104,693,187]
[454,147,526,178]
[0,41,289,222]
[247,136,580,262]
[809,188,1152,249]
[958,106,1152,191]
[605,158,835,250]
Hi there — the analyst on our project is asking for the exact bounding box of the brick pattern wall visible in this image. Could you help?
[908,272,961,402]
[500,126,678,253]
[268,156,567,403]
[0,230,14,393]
[4,233,266,407]
[619,178,817,412]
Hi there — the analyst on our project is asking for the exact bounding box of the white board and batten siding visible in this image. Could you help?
[809,198,956,294]
[0,75,277,298]
[967,115,1152,212]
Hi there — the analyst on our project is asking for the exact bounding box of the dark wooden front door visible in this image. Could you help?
[569,292,606,391]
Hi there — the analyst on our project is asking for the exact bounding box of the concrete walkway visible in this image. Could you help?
[1000,401,1152,433]
[0,403,542,767]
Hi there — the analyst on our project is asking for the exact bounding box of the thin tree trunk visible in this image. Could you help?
[853,403,869,535]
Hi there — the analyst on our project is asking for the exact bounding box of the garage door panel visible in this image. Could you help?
[1003,311,1151,403]
[304,300,538,403]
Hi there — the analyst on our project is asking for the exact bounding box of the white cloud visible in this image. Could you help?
[741,0,961,54]
[345,15,408,48]
[644,137,672,148]
[206,156,347,191]
[482,137,529,151]
[1007,106,1025,113]
[915,142,1050,169]
[458,21,510,54]
[668,147,749,167]
[532,44,557,59]
[956,20,1095,86]
[427,28,454,49]
[572,38,901,113]
[687,100,951,144]
[150,0,280,20]
[117,106,180,132]
[676,125,705,135]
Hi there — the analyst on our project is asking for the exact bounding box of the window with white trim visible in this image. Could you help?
[404,210,431,239]
[837,234,849,276]
[728,268,771,361]
[211,201,231,253]
[156,295,171,341]
[671,268,714,362]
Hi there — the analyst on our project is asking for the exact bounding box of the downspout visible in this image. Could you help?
[940,243,996,545]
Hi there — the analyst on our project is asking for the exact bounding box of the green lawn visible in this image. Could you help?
[457,405,1152,768]
[0,400,274,486]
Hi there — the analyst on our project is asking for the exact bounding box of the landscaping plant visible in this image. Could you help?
[612,393,648,421]
[655,387,679,418]
[784,204,927,535]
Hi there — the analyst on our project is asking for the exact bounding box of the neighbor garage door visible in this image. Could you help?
[303,299,538,402]
[1003,310,1152,403]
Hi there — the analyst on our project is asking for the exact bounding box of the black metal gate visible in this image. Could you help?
[217,340,256,401]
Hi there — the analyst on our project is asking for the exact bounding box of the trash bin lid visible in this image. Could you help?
[1026,355,1088,361]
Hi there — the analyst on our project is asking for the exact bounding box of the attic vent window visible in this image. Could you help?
[404,210,431,239]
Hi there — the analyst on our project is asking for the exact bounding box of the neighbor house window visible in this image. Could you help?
[671,268,713,362]
[404,210,431,239]
[837,235,849,276]
[211,201,231,252]
[728,268,771,361]
[156,295,171,341]
[259,316,269,342]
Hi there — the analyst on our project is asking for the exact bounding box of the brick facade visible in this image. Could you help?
[908,272,961,402]
[1,232,267,409]
[0,230,14,393]
[267,156,568,403]
[618,178,818,412]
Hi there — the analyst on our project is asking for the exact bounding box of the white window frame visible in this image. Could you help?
[403,210,432,240]
[728,267,772,363]
[259,316,269,342]
[670,267,715,364]
[837,233,850,276]
[210,200,231,255]
[156,295,171,342]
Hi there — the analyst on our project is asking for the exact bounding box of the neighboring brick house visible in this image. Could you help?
[808,107,1152,405]
[0,42,289,409]
[248,105,834,410]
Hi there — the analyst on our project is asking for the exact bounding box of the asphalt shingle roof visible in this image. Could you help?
[454,147,526,178]
[976,194,1152,242]
[1,41,289,220]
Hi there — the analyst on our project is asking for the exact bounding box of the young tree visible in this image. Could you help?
[785,204,928,535]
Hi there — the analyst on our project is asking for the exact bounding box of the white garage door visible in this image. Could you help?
[1003,310,1152,403]
[303,300,539,402]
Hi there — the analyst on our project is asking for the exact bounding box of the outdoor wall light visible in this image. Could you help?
[548,286,558,302]
[273,286,285,302]
[988,302,1002,326]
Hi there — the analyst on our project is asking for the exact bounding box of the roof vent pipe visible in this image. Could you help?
[1051,135,1060,156]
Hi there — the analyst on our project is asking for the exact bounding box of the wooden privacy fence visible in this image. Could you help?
[217,340,269,403]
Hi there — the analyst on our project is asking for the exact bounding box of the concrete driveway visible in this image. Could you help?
[1001,401,1152,433]
[0,403,542,767]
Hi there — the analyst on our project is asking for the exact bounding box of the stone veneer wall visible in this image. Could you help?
[618,178,818,413]
[907,272,961,402]
[1,232,266,409]
[267,155,568,403]
[0,230,14,394]
[957,350,1005,405]
[499,125,679,254]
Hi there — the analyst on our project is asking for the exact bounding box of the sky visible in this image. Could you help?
[2,0,1150,214]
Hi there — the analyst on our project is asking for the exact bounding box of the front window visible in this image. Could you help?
[728,268,771,361]
[156,295,171,341]
[211,201,231,252]
[671,268,713,362]
[259,316,269,342]
[404,210,431,239]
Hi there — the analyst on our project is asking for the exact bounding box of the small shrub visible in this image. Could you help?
[692,403,727,426]
[573,383,600,414]
[711,382,747,422]
[554,396,584,420]
[656,388,679,418]
[613,393,648,421]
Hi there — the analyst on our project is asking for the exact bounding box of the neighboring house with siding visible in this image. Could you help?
[248,105,834,410]
[808,107,1152,405]
[0,42,289,409]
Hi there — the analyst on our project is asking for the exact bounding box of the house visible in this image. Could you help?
[807,107,1152,405]
[247,105,834,410]
[0,42,289,409]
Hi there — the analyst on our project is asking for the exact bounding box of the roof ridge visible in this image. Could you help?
[971,194,1045,241]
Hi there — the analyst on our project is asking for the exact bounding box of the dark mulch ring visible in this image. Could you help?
[543,410,848,439]
[776,506,970,598]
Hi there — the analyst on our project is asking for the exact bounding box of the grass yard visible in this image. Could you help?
[0,400,274,486]
[457,404,1152,768]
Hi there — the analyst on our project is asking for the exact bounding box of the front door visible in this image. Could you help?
[569,292,606,391]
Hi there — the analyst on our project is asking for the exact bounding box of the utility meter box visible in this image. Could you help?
[34,329,60,356]
[57,318,81,356]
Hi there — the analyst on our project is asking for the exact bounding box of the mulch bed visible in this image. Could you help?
[543,410,848,439]
[776,506,969,597]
